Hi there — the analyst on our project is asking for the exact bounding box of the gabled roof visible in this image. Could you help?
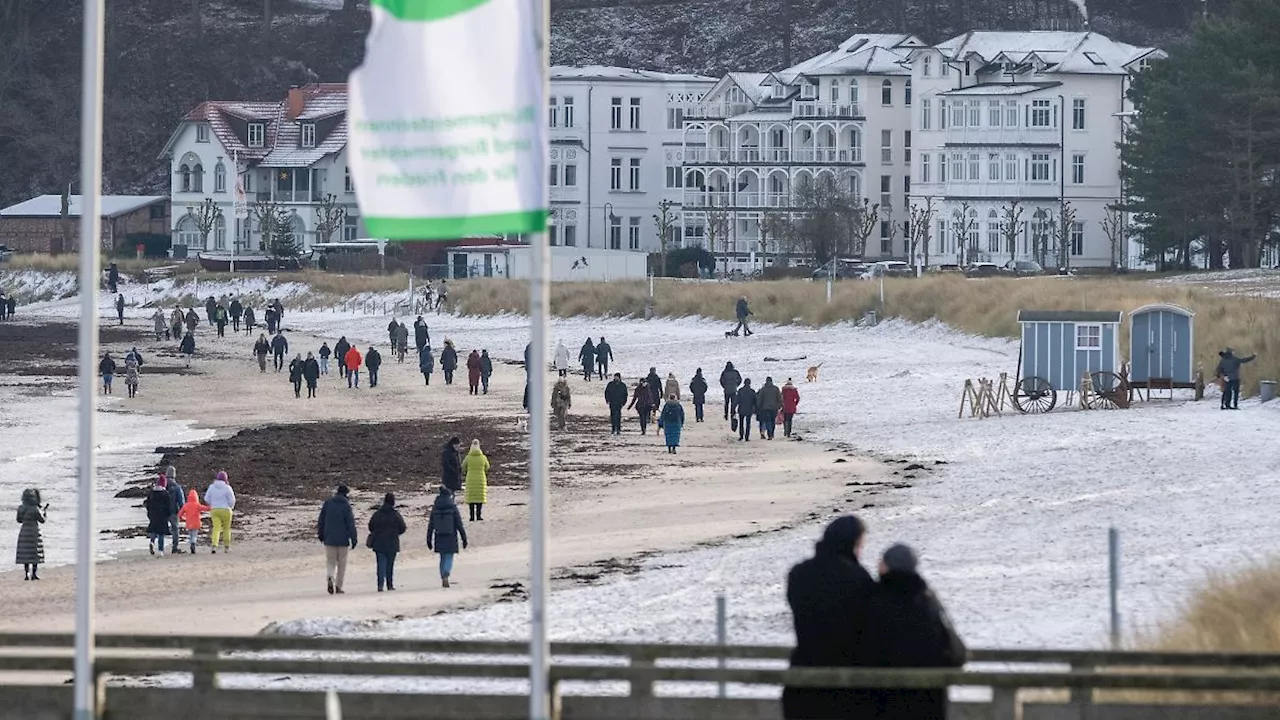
[0,195,166,219]
[936,31,1162,76]
[787,34,922,78]
[725,72,773,104]
[262,85,349,167]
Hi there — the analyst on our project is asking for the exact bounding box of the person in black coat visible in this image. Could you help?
[440,341,458,385]
[595,337,613,380]
[179,332,195,367]
[578,338,596,381]
[243,306,256,335]
[229,298,243,333]
[317,484,358,595]
[783,516,878,720]
[426,487,468,588]
[414,316,430,353]
[735,379,758,441]
[144,476,176,556]
[645,367,663,418]
[864,544,967,720]
[366,347,383,388]
[367,492,407,592]
[604,373,629,435]
[334,337,351,380]
[271,333,289,371]
[719,362,742,421]
[115,294,125,325]
[288,354,305,398]
[440,436,463,492]
[689,369,709,423]
[303,353,321,398]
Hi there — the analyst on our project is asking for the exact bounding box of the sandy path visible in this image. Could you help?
[0,319,884,634]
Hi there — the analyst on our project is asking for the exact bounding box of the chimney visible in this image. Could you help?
[286,86,306,121]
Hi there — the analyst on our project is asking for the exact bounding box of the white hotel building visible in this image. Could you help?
[681,31,1163,269]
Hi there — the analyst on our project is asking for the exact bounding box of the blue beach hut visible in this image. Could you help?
[1012,310,1123,412]
[1129,303,1195,394]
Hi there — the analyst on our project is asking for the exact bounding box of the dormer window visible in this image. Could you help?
[773,83,785,98]
[922,56,932,77]
[247,122,265,148]
[301,123,316,148]
[801,82,816,100]
[196,124,210,143]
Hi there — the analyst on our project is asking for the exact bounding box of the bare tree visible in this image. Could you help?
[652,198,677,277]
[879,204,901,259]
[704,203,732,275]
[758,209,790,271]
[252,199,286,253]
[908,197,936,271]
[314,194,347,245]
[1000,200,1025,266]
[791,179,859,265]
[950,202,978,265]
[1101,204,1125,270]
[850,198,879,259]
[1030,207,1053,267]
[190,198,223,250]
[1053,201,1079,270]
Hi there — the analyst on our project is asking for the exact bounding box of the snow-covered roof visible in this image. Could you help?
[787,34,922,78]
[941,82,1060,96]
[261,85,349,167]
[0,195,166,219]
[550,66,716,83]
[936,31,1162,75]
[724,73,773,104]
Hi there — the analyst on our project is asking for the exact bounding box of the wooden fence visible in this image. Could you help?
[0,634,1278,719]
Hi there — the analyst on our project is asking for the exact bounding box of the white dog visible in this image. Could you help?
[516,415,529,432]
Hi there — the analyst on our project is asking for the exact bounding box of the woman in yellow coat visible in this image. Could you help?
[463,439,490,522]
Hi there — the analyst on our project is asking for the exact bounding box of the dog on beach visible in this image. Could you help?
[516,415,529,432]
[725,330,736,338]
[806,363,823,382]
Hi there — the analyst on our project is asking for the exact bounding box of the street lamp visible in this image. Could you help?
[602,202,618,250]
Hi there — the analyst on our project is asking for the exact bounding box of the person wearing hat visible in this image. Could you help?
[15,489,48,580]
[366,493,406,592]
[317,484,358,595]
[204,471,236,553]
[440,436,464,492]
[781,379,801,438]
[463,440,491,521]
[782,515,877,720]
[1214,347,1256,410]
[144,476,175,557]
[427,486,468,588]
[864,544,966,720]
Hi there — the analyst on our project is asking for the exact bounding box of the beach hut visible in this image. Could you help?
[1013,310,1123,412]
[1129,304,1195,396]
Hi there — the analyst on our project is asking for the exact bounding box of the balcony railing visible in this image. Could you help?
[793,148,862,164]
[682,191,794,209]
[683,148,809,165]
[685,103,752,120]
[263,190,324,203]
[793,102,863,119]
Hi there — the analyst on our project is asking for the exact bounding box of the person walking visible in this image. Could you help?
[440,436,464,492]
[303,352,320,398]
[179,331,195,367]
[144,476,175,557]
[107,262,119,294]
[732,295,754,337]
[264,306,278,336]
[756,376,784,440]
[367,493,406,592]
[719,361,741,421]
[215,303,228,338]
[578,337,596,381]
[664,372,681,401]
[782,379,801,437]
[595,337,613,380]
[551,374,573,431]
[242,306,256,335]
[1215,348,1256,410]
[164,466,185,554]
[178,489,211,554]
[605,373,629,434]
[317,485,358,595]
[466,350,482,395]
[479,350,494,394]
[414,316,430,353]
[426,487,467,588]
[863,544,967,720]
[204,296,217,327]
[782,516,878,720]
[689,368,709,423]
[289,354,305,398]
[366,346,383,388]
[229,297,243,333]
[396,322,410,363]
[735,379,758,441]
[15,489,46,581]
[4,296,13,321]
[645,367,663,421]
[463,439,490,521]
[254,334,271,373]
[151,308,167,341]
[115,294,125,326]
[419,344,436,386]
[659,394,686,454]
[205,471,236,553]
[318,342,332,375]
[345,345,364,388]
[436,279,448,312]
[184,307,199,334]
[170,307,184,343]
[99,352,116,395]
[271,332,289,372]
[627,378,654,435]
[334,337,351,381]
[553,340,571,376]
[387,318,400,354]
[440,341,458,385]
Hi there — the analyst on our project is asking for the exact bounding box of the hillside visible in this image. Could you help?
[0,0,1198,212]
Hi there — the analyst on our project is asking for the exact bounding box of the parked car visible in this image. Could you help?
[964,262,1001,278]
[932,264,965,275]
[810,258,869,281]
[1002,260,1044,277]
[860,261,914,280]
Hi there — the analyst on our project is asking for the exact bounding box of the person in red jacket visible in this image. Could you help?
[781,378,801,438]
[345,346,364,389]
[466,350,482,395]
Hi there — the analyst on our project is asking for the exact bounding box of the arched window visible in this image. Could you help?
[967,208,979,253]
[180,164,191,192]
[214,162,227,193]
[848,173,861,199]
[881,79,892,106]
[905,79,913,107]
[987,209,1001,253]
[176,214,201,249]
[289,213,307,249]
[684,169,705,190]
[214,215,227,250]
[192,164,204,193]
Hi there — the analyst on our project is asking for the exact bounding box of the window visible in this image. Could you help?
[921,99,931,130]
[564,164,578,187]
[609,216,622,249]
[196,124,209,143]
[937,219,948,253]
[801,82,816,100]
[921,154,930,183]
[214,162,227,193]
[610,158,622,190]
[564,224,577,247]
[881,130,892,164]
[989,100,1002,127]
[549,224,559,246]
[939,100,947,129]
[629,98,641,130]
[849,80,859,106]
[213,216,226,250]
[629,158,641,190]
[1072,98,1086,130]
[549,163,558,187]
[301,123,316,148]
[1083,51,1106,67]
[192,164,204,192]
[247,122,265,148]
[950,101,965,128]
[628,217,641,250]
[880,175,891,209]
[1071,221,1085,256]
[881,79,892,106]
[342,215,358,242]
[988,153,1000,181]
[987,210,1000,252]
[1005,100,1018,128]
[1075,324,1102,350]
[1031,99,1052,127]
[180,164,191,192]
[343,167,353,193]
[548,97,559,128]
[967,100,980,127]
[666,107,685,130]
[1030,153,1050,181]
[922,55,932,77]
[968,153,980,181]
[1005,153,1018,181]
[951,152,964,181]
[904,130,911,163]
[1072,154,1085,184]
[904,79,912,106]
[942,60,950,76]
[665,166,683,189]
[880,221,891,253]
[829,80,839,103]
[773,83,786,98]
[610,98,622,130]
[563,97,575,128]
[940,153,948,182]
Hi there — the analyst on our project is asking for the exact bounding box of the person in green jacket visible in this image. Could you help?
[463,439,490,522]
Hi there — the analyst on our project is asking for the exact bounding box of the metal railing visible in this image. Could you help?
[684,103,751,119]
[793,101,863,118]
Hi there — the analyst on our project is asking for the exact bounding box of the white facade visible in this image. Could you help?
[447,245,649,281]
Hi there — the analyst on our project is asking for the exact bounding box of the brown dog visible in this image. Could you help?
[806,363,822,382]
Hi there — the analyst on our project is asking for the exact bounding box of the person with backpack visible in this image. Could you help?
[184,307,200,334]
[334,337,351,380]
[367,493,406,592]
[756,377,784,440]
[317,484,358,595]
[689,368,709,423]
[659,394,686,454]
[426,487,467,588]
[604,373,629,435]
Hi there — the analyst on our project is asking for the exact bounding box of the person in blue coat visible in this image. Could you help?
[317,485,358,595]
[418,345,435,386]
[659,394,686,454]
[426,487,468,588]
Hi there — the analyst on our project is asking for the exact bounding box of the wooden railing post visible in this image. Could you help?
[549,674,563,720]
[191,640,218,693]
[991,686,1020,720]
[629,649,654,698]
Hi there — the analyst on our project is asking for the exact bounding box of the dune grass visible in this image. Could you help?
[1148,561,1280,654]
[5,253,181,275]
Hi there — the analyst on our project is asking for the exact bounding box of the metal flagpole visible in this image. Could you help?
[529,0,552,715]
[75,2,106,718]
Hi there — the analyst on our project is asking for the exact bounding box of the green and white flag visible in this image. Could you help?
[348,0,548,240]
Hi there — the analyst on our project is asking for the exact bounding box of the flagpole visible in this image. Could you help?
[529,0,552,715]
[74,1,106,718]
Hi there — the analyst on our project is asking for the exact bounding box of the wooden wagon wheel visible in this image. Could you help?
[1087,371,1130,410]
[1012,376,1057,414]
